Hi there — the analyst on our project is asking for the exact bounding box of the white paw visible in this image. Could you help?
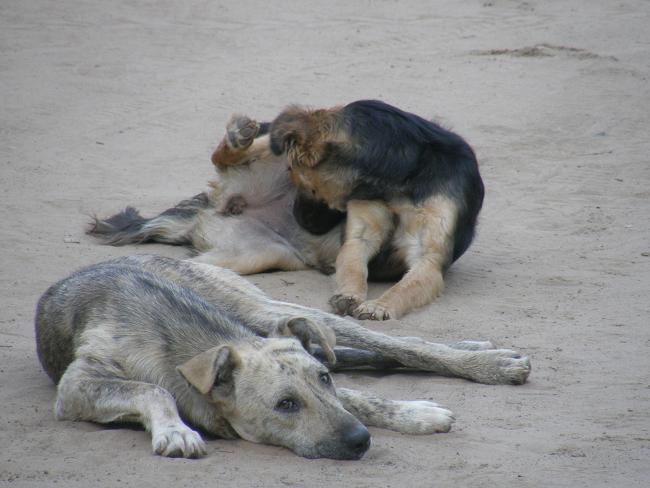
[152,424,207,458]
[472,349,532,385]
[393,400,455,434]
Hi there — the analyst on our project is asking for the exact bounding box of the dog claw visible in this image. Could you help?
[226,115,259,149]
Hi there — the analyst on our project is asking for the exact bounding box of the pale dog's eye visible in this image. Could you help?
[276,398,300,413]
[319,372,332,385]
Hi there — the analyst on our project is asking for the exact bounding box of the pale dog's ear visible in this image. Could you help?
[271,317,337,365]
[177,345,241,395]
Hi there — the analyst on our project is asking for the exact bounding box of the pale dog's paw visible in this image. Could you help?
[353,300,394,321]
[223,194,247,215]
[152,424,207,458]
[226,114,259,149]
[393,400,455,434]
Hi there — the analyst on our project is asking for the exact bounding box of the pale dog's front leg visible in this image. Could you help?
[337,388,454,434]
[56,361,206,458]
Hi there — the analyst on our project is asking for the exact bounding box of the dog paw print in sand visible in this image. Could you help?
[473,43,618,61]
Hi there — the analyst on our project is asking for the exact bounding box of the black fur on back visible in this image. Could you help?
[340,100,484,262]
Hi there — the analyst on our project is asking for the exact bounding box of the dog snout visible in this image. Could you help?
[341,424,371,459]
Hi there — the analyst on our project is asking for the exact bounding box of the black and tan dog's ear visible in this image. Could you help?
[177,345,241,395]
[272,317,337,365]
[269,107,307,157]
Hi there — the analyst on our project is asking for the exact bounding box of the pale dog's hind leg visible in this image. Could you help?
[190,242,308,275]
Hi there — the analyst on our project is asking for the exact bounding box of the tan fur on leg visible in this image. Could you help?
[329,200,393,315]
[191,244,308,275]
[355,196,458,320]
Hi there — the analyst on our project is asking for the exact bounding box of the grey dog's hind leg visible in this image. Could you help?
[401,337,496,351]
[312,346,402,370]
[314,340,496,371]
[127,258,531,384]
[336,388,454,434]
[56,360,206,458]
[263,302,531,384]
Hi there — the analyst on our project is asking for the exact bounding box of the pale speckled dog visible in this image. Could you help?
[36,255,530,459]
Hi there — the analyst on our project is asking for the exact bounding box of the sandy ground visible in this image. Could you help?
[1,0,649,486]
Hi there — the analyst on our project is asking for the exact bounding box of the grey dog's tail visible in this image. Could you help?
[87,192,210,246]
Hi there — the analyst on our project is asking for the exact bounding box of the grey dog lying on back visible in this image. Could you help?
[36,255,530,459]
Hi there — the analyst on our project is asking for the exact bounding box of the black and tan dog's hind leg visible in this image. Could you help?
[329,200,393,316]
[55,359,207,458]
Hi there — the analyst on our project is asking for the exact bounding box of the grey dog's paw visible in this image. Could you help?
[470,349,532,385]
[226,114,259,149]
[391,401,455,434]
[152,424,207,458]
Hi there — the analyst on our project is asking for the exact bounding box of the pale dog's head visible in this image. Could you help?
[178,317,370,460]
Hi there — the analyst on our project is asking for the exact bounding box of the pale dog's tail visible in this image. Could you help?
[88,193,210,246]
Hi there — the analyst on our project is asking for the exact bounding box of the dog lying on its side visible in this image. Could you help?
[89,100,484,321]
[36,255,530,459]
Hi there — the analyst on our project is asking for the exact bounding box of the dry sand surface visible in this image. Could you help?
[2,0,649,486]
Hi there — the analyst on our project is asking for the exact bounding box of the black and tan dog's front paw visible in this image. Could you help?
[226,115,259,149]
[353,300,394,321]
[329,294,362,316]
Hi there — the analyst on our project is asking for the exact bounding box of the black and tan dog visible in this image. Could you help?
[36,255,530,459]
[89,101,483,320]
[264,100,484,320]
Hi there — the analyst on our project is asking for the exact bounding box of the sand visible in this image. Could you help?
[1,0,649,486]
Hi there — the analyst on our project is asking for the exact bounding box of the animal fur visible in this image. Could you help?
[88,102,483,320]
[267,100,485,320]
[36,255,530,459]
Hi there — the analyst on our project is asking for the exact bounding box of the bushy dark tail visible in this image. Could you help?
[87,193,210,246]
